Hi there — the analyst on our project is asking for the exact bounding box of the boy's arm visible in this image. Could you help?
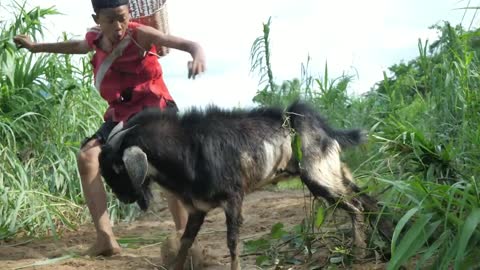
[14,35,92,54]
[136,26,206,79]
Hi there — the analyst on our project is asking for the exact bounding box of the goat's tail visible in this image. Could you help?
[286,101,366,149]
[332,129,367,148]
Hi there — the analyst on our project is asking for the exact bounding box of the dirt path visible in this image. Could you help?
[0,189,386,270]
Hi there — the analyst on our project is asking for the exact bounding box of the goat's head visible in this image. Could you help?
[99,123,152,210]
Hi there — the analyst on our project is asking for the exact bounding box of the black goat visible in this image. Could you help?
[99,101,392,270]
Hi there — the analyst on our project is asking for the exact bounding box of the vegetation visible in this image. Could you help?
[247,16,480,270]
[1,2,479,270]
[0,3,137,241]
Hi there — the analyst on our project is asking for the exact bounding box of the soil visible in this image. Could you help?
[0,188,387,270]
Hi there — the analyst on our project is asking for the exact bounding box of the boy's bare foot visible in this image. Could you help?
[85,236,121,257]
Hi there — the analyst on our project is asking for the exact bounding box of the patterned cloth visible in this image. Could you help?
[129,0,166,18]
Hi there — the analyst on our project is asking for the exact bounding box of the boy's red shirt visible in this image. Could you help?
[86,22,175,122]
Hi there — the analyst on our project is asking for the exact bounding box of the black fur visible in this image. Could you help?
[99,101,392,268]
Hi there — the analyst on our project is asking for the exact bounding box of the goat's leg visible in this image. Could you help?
[340,166,394,244]
[354,192,394,244]
[172,211,206,270]
[224,196,244,270]
[339,199,369,257]
[299,169,369,257]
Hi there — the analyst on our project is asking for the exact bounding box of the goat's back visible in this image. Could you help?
[121,103,364,201]
[123,106,291,197]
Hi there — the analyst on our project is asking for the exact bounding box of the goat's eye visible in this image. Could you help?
[113,164,123,174]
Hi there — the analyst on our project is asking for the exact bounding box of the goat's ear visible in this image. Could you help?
[122,146,148,187]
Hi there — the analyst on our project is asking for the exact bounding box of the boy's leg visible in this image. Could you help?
[166,194,188,231]
[77,139,121,256]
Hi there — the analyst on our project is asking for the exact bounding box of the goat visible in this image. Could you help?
[99,101,392,270]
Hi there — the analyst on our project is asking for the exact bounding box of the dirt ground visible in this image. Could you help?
[0,188,387,270]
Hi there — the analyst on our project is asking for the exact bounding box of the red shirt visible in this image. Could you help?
[86,22,175,122]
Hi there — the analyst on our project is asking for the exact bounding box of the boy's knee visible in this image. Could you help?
[77,139,102,172]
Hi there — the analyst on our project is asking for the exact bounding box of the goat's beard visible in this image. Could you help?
[112,188,151,211]
[106,179,152,211]
[137,194,149,210]
[135,185,152,211]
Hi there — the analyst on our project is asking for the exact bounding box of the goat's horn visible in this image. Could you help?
[107,122,125,142]
[106,123,137,151]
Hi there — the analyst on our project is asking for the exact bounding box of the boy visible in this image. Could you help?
[14,0,205,256]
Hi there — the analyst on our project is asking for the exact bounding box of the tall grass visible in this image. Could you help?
[250,17,480,269]
[370,23,480,269]
[0,3,137,240]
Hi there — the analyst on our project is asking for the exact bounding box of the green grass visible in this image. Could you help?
[250,17,480,269]
[274,178,303,190]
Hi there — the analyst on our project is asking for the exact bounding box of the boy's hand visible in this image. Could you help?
[157,46,170,57]
[13,35,35,51]
[188,49,206,79]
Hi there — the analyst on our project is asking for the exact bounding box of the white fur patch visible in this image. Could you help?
[253,135,293,189]
[262,141,277,179]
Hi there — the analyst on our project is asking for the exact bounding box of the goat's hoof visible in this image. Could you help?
[161,232,205,270]
[165,259,185,270]
[230,259,241,270]
[169,263,182,270]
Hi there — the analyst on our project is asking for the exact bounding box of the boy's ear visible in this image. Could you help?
[91,14,99,24]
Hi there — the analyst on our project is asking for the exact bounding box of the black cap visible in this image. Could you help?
[91,0,129,10]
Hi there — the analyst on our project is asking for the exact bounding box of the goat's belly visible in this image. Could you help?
[181,198,220,213]
[247,136,296,191]
[251,169,297,191]
[191,199,218,212]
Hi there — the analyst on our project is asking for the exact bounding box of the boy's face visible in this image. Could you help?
[93,5,130,45]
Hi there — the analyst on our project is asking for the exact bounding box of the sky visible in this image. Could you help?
[0,0,477,110]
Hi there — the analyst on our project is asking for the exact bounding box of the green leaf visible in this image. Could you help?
[415,231,448,269]
[315,206,325,228]
[256,255,271,266]
[244,238,270,253]
[391,207,419,254]
[270,222,287,239]
[454,209,480,269]
[388,216,439,270]
[292,133,303,162]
